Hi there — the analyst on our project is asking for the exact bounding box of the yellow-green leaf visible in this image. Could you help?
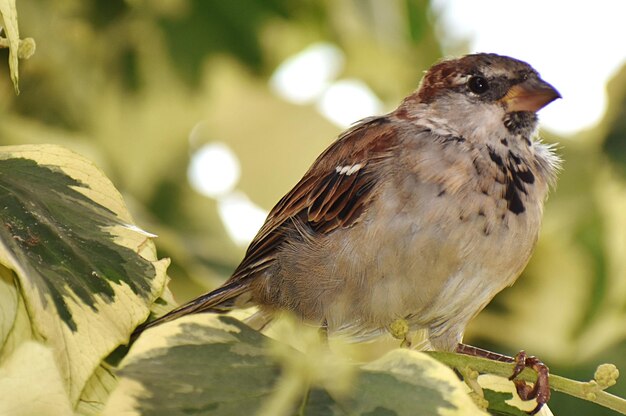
[0,264,18,346]
[0,144,169,406]
[479,374,554,416]
[0,341,73,416]
[0,0,21,93]
[76,363,119,416]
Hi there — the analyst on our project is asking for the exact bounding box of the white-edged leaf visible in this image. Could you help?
[0,144,169,406]
[352,349,487,416]
[104,315,281,416]
[105,314,487,416]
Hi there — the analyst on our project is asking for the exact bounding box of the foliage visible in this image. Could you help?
[104,315,486,416]
[0,145,171,413]
[2,1,626,415]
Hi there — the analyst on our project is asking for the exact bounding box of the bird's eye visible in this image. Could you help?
[468,76,489,94]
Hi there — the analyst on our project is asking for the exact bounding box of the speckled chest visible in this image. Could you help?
[369,134,550,292]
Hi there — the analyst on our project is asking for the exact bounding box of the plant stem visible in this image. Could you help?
[427,351,626,415]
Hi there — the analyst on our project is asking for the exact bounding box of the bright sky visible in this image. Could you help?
[432,0,626,135]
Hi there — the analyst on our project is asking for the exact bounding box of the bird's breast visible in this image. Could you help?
[320,144,548,338]
[262,140,550,344]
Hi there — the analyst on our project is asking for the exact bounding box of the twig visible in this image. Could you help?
[427,351,626,414]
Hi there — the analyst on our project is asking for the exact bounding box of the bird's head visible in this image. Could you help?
[400,53,561,142]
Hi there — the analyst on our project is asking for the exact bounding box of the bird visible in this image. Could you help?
[135,53,561,411]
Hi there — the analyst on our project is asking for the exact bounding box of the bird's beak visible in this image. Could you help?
[500,77,561,112]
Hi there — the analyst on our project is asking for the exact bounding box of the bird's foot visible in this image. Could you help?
[456,344,550,414]
[509,350,550,415]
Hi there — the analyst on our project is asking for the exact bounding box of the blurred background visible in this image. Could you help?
[2,1,626,414]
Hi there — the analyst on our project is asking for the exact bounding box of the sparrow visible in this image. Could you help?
[135,53,561,412]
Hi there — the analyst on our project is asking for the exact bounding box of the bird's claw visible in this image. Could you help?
[509,350,550,414]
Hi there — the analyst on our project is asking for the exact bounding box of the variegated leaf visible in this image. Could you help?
[0,144,169,406]
[105,314,487,416]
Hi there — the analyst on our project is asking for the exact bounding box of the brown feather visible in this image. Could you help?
[133,116,400,337]
[229,116,399,282]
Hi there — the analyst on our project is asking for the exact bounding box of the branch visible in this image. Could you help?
[427,351,626,414]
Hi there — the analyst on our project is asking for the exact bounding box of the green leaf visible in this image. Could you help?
[0,144,169,406]
[483,390,529,416]
[157,0,304,83]
[105,315,281,416]
[351,349,487,416]
[105,314,487,416]
[0,157,154,329]
[477,374,554,416]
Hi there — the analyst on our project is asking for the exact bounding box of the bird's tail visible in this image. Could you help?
[132,280,250,339]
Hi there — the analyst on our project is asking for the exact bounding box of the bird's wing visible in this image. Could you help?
[229,116,401,282]
[133,117,404,336]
